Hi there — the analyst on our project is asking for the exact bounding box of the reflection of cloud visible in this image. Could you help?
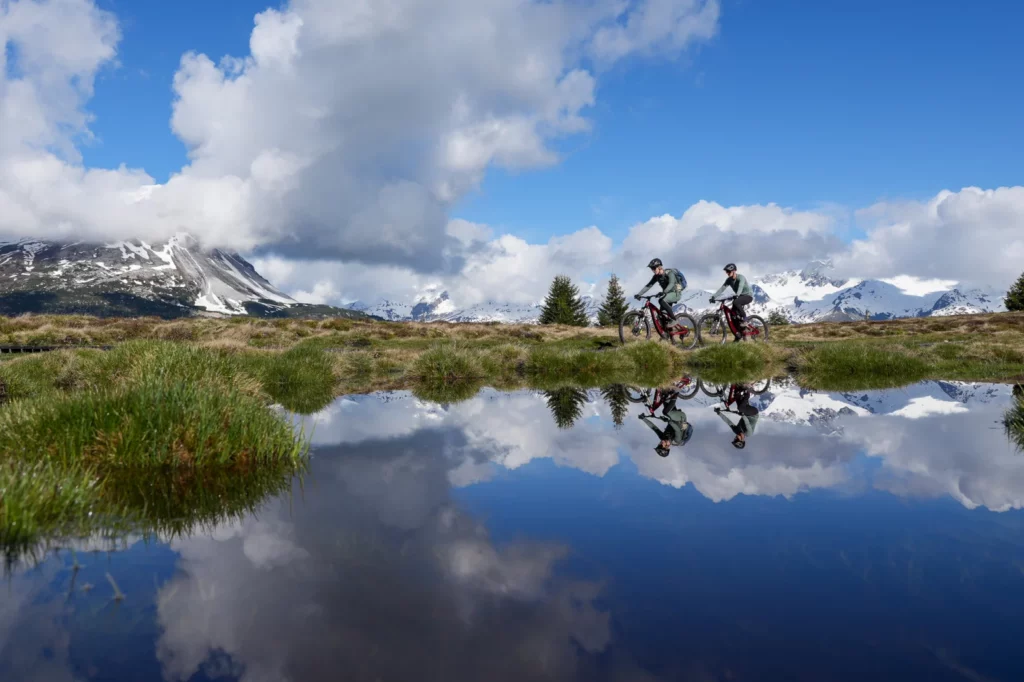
[890,396,969,420]
[155,435,618,682]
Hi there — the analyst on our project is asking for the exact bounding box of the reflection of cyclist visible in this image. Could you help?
[710,263,754,340]
[714,383,760,449]
[639,389,694,457]
[635,258,686,329]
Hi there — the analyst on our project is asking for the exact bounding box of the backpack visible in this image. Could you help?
[665,268,686,293]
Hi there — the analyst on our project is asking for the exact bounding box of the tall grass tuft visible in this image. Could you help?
[260,345,337,414]
[0,380,308,465]
[797,342,929,390]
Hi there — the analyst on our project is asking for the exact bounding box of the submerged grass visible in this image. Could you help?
[1004,386,1024,453]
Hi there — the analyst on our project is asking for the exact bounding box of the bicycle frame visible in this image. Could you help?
[713,298,760,339]
[640,297,691,339]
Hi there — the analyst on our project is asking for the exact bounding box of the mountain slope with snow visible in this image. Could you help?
[0,235,370,319]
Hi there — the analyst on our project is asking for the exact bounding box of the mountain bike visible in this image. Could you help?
[619,295,698,349]
[697,295,769,345]
[700,377,772,398]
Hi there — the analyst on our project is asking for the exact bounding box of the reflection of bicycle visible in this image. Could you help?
[700,378,772,398]
[619,295,698,350]
[625,376,700,406]
[697,296,768,345]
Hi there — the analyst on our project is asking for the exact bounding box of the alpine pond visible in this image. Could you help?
[3,378,1024,681]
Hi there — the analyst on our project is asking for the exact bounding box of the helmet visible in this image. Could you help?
[724,263,737,273]
[648,258,663,270]
[732,437,746,449]
[655,445,671,457]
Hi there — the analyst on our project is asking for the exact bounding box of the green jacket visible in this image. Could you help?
[712,274,753,301]
[641,409,689,445]
[637,270,683,304]
[717,409,759,436]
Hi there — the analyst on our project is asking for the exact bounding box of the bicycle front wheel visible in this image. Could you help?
[671,313,699,350]
[746,315,769,342]
[619,310,651,345]
[697,314,727,346]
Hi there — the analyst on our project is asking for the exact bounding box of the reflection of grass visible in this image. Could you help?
[1004,385,1024,453]
[684,343,787,384]
[4,459,303,570]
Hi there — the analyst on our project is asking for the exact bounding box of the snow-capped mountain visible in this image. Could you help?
[353,292,602,324]
[0,234,366,318]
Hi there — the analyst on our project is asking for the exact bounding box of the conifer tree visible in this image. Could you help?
[600,384,630,429]
[597,274,630,327]
[539,275,590,326]
[1006,271,1024,312]
[544,387,589,429]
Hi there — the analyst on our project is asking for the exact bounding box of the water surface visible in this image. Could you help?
[3,379,1024,681]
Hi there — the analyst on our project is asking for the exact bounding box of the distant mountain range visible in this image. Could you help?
[352,259,1005,324]
[0,235,372,319]
[0,236,1005,323]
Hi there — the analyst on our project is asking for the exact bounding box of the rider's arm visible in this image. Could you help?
[639,414,665,432]
[661,270,678,296]
[636,274,658,297]
[711,279,730,300]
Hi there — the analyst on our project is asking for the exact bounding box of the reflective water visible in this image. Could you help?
[3,379,1024,681]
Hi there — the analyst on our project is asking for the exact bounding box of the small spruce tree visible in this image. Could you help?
[767,309,790,326]
[1005,271,1024,312]
[539,275,590,326]
[597,274,630,327]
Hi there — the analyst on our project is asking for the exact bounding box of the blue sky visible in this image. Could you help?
[80,0,1024,244]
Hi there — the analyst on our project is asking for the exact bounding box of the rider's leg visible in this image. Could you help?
[733,294,753,328]
[660,293,681,327]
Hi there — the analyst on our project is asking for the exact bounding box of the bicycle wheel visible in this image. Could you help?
[746,315,769,342]
[750,378,772,395]
[699,379,725,398]
[670,313,699,350]
[676,377,700,400]
[697,314,727,345]
[619,310,651,345]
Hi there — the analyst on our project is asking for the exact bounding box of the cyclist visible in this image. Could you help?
[714,383,760,449]
[634,258,687,328]
[639,388,693,457]
[710,263,754,340]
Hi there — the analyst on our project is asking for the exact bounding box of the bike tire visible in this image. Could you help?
[699,379,724,398]
[671,313,699,350]
[697,314,727,346]
[746,315,769,343]
[676,377,700,400]
[750,378,772,395]
[619,311,651,345]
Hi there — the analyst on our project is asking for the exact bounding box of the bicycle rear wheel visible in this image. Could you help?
[697,314,727,345]
[699,380,725,398]
[619,310,651,345]
[750,378,772,394]
[676,376,700,400]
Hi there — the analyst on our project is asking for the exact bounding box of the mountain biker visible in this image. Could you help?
[639,388,693,457]
[634,258,687,328]
[714,383,760,449]
[710,263,754,340]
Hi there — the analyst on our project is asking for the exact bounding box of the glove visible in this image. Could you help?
[656,292,665,300]
[638,413,646,419]
[714,407,721,413]
[634,294,641,301]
